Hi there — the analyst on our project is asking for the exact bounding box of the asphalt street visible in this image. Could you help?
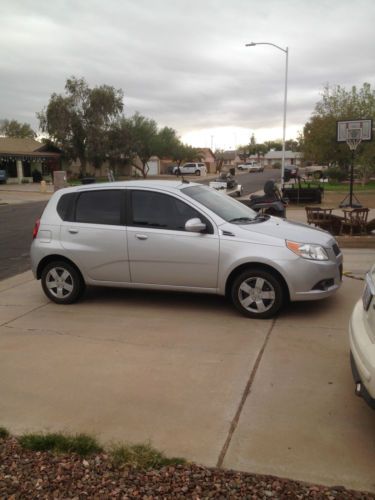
[200,168,279,196]
[0,201,47,280]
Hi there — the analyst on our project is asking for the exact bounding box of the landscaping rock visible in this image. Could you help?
[0,437,374,498]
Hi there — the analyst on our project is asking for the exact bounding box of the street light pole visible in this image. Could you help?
[245,42,289,188]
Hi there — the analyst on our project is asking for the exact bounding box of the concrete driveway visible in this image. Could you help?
[0,249,375,493]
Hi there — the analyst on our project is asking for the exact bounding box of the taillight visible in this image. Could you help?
[32,219,40,239]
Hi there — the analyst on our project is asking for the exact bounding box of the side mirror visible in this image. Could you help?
[185,217,207,233]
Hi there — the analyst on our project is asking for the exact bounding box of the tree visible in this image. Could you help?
[120,113,159,178]
[38,76,123,175]
[0,119,36,138]
[302,83,375,179]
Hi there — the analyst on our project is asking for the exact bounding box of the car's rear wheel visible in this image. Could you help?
[195,170,201,176]
[41,261,85,304]
[231,268,284,319]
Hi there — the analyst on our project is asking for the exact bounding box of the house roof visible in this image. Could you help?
[198,148,215,159]
[218,150,237,160]
[0,137,61,157]
[264,150,302,160]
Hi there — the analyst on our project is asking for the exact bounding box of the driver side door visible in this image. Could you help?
[127,189,219,289]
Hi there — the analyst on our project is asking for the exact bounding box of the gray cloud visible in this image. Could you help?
[1,0,374,145]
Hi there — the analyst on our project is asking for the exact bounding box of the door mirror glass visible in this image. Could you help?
[185,217,207,233]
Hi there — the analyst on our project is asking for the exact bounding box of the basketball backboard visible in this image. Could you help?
[337,119,372,142]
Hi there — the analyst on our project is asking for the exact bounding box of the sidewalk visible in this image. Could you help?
[0,182,54,204]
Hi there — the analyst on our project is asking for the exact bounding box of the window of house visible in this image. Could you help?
[75,190,122,225]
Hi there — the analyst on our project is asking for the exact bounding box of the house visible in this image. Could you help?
[0,138,61,183]
[198,148,216,173]
[263,150,302,168]
[215,150,243,170]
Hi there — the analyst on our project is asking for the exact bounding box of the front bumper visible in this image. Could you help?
[349,300,375,409]
[350,352,375,409]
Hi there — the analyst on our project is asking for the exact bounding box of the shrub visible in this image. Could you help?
[32,169,43,183]
[18,432,102,456]
[0,427,9,439]
[110,442,186,469]
[273,162,281,169]
[327,166,347,182]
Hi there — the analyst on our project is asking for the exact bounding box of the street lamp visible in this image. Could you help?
[245,42,289,188]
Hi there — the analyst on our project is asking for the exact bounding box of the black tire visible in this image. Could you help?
[231,268,284,319]
[195,170,201,176]
[41,260,85,304]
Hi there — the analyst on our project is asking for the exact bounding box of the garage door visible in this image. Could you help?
[146,159,159,176]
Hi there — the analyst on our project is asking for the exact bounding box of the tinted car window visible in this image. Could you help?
[131,190,211,231]
[75,190,122,225]
[56,193,76,221]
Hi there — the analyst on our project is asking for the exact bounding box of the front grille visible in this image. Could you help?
[332,243,341,256]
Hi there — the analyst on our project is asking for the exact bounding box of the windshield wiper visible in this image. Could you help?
[229,217,254,223]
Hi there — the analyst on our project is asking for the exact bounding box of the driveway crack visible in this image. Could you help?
[216,317,276,468]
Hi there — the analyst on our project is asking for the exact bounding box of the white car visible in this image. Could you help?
[349,265,375,409]
[173,162,207,176]
[237,163,264,172]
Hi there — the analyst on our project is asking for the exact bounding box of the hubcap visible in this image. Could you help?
[238,277,276,314]
[46,267,74,299]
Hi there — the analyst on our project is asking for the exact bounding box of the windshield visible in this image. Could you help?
[182,185,257,223]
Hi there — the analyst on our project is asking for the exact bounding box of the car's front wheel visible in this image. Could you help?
[195,170,201,176]
[41,260,85,304]
[231,268,284,319]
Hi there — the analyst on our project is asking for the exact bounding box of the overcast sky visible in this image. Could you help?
[1,0,374,149]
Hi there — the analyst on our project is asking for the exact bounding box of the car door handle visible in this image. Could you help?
[68,228,79,234]
[135,234,148,240]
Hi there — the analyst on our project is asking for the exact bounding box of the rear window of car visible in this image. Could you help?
[75,190,123,225]
[56,193,76,221]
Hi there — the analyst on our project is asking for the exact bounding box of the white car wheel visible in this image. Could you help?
[231,269,284,319]
[41,261,84,304]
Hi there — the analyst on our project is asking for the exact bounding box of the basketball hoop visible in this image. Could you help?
[337,119,372,147]
[336,119,373,208]
[346,128,362,151]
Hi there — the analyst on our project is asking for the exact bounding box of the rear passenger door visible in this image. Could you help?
[60,189,130,283]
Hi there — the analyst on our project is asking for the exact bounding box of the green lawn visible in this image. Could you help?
[298,181,375,192]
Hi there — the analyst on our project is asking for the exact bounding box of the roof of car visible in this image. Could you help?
[57,180,202,196]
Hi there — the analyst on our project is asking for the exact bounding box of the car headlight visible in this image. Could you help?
[286,240,328,261]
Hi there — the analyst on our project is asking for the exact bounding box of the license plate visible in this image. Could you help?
[362,274,374,311]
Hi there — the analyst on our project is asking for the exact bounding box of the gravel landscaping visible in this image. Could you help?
[1,436,374,499]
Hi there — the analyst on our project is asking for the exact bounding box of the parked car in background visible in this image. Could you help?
[283,165,299,181]
[31,180,343,319]
[299,165,328,179]
[0,169,7,184]
[173,163,207,176]
[349,264,375,409]
[237,162,264,172]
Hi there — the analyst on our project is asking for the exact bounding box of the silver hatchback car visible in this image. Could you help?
[31,180,343,319]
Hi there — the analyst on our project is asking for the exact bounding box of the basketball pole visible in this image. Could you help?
[349,149,354,207]
[339,145,362,208]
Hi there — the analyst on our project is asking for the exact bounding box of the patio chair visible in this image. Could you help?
[340,208,369,235]
[305,207,334,232]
